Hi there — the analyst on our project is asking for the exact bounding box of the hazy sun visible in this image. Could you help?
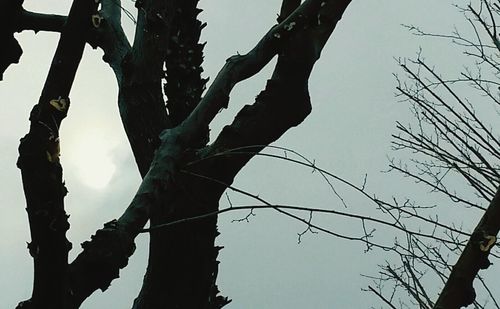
[64,132,117,190]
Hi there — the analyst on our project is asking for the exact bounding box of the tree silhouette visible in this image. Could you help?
[366,1,500,308]
[2,0,353,308]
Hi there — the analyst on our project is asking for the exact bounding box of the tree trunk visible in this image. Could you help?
[16,1,98,308]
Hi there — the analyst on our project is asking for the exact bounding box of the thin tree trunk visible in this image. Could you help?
[434,186,500,309]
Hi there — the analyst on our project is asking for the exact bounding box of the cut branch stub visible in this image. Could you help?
[0,0,67,80]
[0,0,24,80]
[20,97,70,166]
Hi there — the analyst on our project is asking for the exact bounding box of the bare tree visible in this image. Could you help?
[2,0,354,308]
[366,1,500,308]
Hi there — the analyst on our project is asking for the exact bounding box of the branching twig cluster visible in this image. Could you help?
[368,1,500,308]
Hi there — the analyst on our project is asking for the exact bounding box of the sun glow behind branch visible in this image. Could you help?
[62,131,117,189]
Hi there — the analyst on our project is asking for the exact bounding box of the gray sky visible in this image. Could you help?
[1,1,496,308]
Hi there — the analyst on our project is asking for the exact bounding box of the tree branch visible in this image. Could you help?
[18,10,67,33]
[277,0,301,23]
[114,0,351,233]
[0,1,67,80]
[66,0,353,307]
[119,0,347,235]
[131,1,352,306]
[198,0,352,195]
[116,0,176,177]
[16,0,99,308]
[434,186,500,309]
[88,0,131,85]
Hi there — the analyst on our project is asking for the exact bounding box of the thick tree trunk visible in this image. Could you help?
[132,197,225,309]
[131,1,222,307]
[132,1,351,307]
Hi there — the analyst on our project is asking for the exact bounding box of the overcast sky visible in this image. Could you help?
[1,1,496,308]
